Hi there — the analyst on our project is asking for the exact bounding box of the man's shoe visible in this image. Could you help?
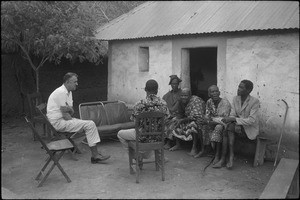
[91,154,110,164]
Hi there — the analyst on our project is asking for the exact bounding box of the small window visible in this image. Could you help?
[138,47,149,72]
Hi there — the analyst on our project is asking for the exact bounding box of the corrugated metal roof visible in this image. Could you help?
[95,1,299,41]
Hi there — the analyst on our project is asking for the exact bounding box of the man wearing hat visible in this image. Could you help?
[163,75,182,150]
[117,79,170,167]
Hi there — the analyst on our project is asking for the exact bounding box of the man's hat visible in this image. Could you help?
[145,79,158,92]
[169,75,182,85]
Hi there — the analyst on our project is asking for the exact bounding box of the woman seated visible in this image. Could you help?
[168,88,206,156]
[162,75,182,150]
[195,85,231,164]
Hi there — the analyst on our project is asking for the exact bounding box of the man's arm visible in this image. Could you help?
[235,99,259,126]
[222,99,259,125]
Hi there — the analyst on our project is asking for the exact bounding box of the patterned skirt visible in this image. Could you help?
[205,123,225,143]
[172,121,198,141]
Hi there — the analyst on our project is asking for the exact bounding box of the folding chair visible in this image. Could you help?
[128,111,166,183]
[25,116,73,187]
[26,92,48,140]
[36,103,83,161]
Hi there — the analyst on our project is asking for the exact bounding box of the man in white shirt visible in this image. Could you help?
[47,72,110,164]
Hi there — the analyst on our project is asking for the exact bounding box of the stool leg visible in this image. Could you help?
[161,149,165,181]
[136,152,140,183]
[129,148,134,174]
[33,123,37,141]
[155,150,159,171]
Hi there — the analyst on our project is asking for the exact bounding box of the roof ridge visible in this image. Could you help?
[96,1,155,33]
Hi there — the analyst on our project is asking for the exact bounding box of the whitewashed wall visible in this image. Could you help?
[108,39,173,104]
[224,32,299,149]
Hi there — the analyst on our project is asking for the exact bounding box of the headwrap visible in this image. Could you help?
[169,75,182,85]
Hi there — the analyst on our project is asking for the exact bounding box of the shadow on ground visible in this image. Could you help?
[1,117,274,199]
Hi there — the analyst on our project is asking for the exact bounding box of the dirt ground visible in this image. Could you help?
[1,117,275,199]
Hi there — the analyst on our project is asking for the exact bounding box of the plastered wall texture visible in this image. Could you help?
[108,39,173,103]
[108,32,299,157]
[224,32,299,153]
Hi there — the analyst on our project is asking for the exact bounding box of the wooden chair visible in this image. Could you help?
[26,92,48,140]
[36,103,83,161]
[128,111,166,183]
[24,116,73,187]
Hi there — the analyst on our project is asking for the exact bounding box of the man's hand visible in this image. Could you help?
[62,113,72,120]
[60,106,74,115]
[221,117,236,124]
[60,106,74,120]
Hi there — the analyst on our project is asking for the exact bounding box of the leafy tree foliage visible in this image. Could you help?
[1,1,144,92]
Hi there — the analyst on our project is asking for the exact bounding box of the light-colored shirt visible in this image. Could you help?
[230,95,260,140]
[47,84,73,121]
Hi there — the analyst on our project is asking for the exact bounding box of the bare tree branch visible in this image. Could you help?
[4,37,37,71]
[99,6,110,22]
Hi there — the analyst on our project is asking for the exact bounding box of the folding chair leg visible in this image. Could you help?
[32,123,37,141]
[129,147,134,174]
[161,149,165,181]
[136,153,140,183]
[36,155,52,180]
[37,151,71,187]
[42,124,46,137]
[54,152,72,183]
[38,162,56,187]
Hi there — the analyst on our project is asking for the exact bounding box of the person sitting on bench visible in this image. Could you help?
[195,85,231,164]
[163,75,182,150]
[213,80,260,169]
[169,88,206,157]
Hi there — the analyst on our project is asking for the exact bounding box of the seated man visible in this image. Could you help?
[117,79,170,163]
[195,85,231,164]
[213,79,260,169]
[169,88,206,156]
[163,75,182,150]
[47,72,110,164]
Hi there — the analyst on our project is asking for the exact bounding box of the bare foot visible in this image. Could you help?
[226,160,233,169]
[212,156,219,165]
[187,148,197,156]
[212,159,225,168]
[194,150,205,158]
[169,145,181,151]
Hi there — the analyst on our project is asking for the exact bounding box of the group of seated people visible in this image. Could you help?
[160,75,259,169]
[46,72,259,170]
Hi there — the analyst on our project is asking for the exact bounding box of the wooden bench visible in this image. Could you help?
[253,136,273,167]
[260,158,299,199]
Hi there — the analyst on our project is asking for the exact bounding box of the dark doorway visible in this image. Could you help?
[189,47,217,102]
